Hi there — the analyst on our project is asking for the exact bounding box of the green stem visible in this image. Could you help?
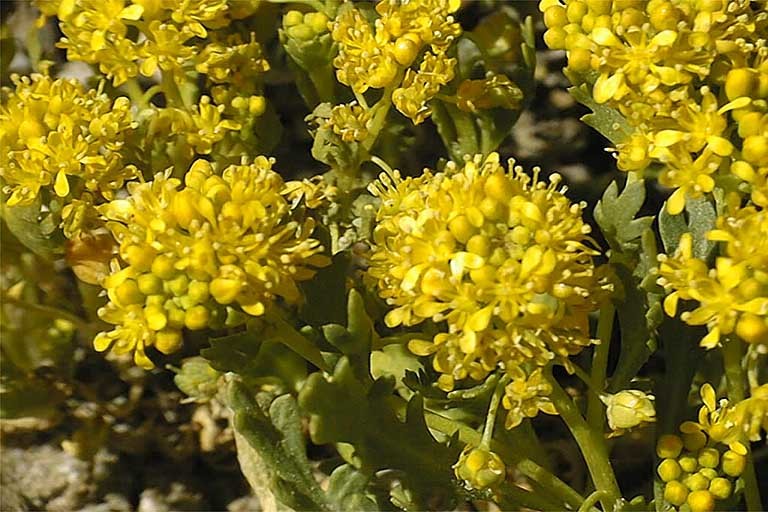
[161,72,185,108]
[578,491,609,512]
[122,79,147,109]
[2,294,90,331]
[587,302,615,433]
[546,370,621,511]
[481,374,509,447]
[362,88,396,152]
[495,482,565,512]
[421,408,586,510]
[722,339,762,512]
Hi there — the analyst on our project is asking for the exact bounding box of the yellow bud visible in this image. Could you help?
[470,265,496,284]
[185,305,210,330]
[735,313,768,344]
[698,447,720,469]
[737,112,763,138]
[731,160,755,181]
[172,189,199,229]
[721,449,746,477]
[682,430,707,452]
[568,47,592,72]
[144,305,168,331]
[155,329,183,354]
[167,274,189,296]
[544,5,568,27]
[466,235,491,257]
[151,254,178,280]
[687,490,715,512]
[664,481,689,506]
[166,305,186,328]
[479,197,504,221]
[679,456,698,473]
[210,277,242,304]
[449,215,476,244]
[564,3,586,23]
[287,24,314,41]
[649,2,680,30]
[725,68,757,100]
[138,273,163,295]
[684,473,709,491]
[708,477,732,500]
[187,280,210,304]
[124,245,156,272]
[742,135,768,166]
[304,12,329,34]
[283,10,303,27]
[698,468,717,481]
[393,36,420,67]
[115,280,144,306]
[484,174,514,202]
[454,447,506,490]
[657,459,682,482]
[368,62,398,88]
[602,390,656,431]
[586,0,611,14]
[249,96,266,116]
[543,27,567,50]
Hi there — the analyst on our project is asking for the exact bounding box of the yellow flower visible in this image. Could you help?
[658,207,768,348]
[392,49,456,124]
[163,0,229,37]
[55,0,143,86]
[196,32,270,87]
[330,0,461,94]
[502,367,557,429]
[601,389,656,436]
[283,176,339,210]
[368,153,610,391]
[94,158,329,368]
[139,21,196,81]
[454,446,506,490]
[0,74,137,214]
[325,102,372,143]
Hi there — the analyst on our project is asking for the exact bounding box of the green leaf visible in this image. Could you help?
[298,357,460,509]
[1,198,64,260]
[370,343,423,387]
[568,83,634,145]
[594,172,653,255]
[172,357,222,402]
[658,196,717,260]
[228,380,333,512]
[202,331,307,390]
[326,465,378,511]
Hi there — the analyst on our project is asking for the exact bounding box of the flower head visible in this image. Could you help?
[368,153,610,393]
[94,158,329,368]
[0,74,137,222]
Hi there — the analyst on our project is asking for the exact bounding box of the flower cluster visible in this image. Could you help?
[0,73,136,235]
[541,0,768,214]
[656,383,767,512]
[42,0,262,87]
[658,205,768,349]
[331,0,461,124]
[94,158,329,368]
[367,153,610,426]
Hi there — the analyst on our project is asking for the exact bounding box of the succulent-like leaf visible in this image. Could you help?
[594,172,653,255]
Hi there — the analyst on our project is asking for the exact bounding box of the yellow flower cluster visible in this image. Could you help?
[0,74,136,227]
[540,0,768,214]
[367,153,610,425]
[38,0,264,87]
[658,205,768,349]
[325,102,372,143]
[331,0,461,124]
[94,158,329,368]
[656,383,767,512]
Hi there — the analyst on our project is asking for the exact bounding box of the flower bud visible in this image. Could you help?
[115,279,144,306]
[601,390,656,432]
[708,477,732,500]
[155,329,183,354]
[721,449,746,477]
[657,459,682,482]
[657,434,684,459]
[185,305,211,330]
[664,481,689,506]
[210,277,243,304]
[682,430,707,452]
[684,472,709,491]
[698,448,720,469]
[725,68,757,100]
[679,455,698,473]
[283,10,303,28]
[687,489,715,512]
[454,447,506,490]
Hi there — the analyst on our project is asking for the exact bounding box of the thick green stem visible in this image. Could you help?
[546,371,621,511]
[123,79,148,109]
[161,72,185,108]
[722,339,762,512]
[587,302,615,433]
